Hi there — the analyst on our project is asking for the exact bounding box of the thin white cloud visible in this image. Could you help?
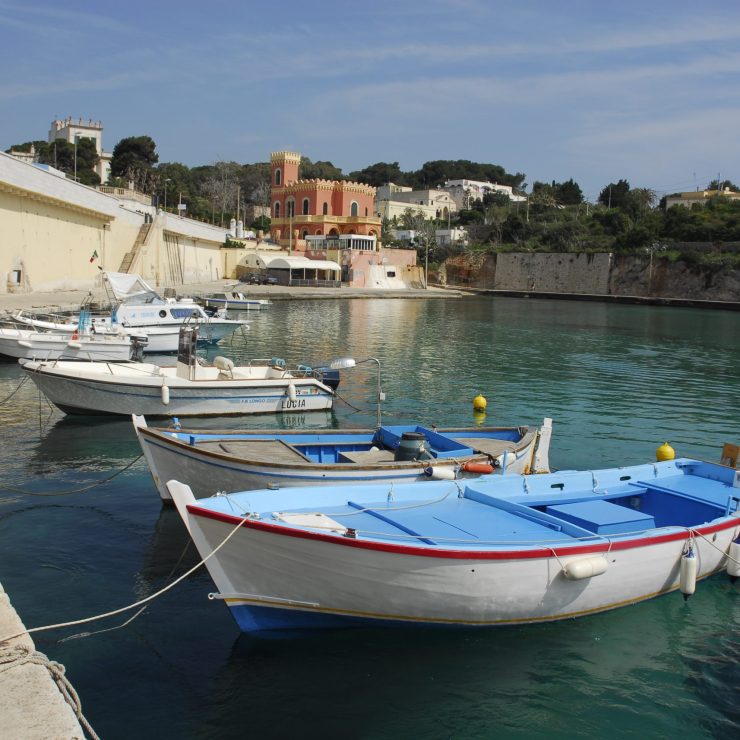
[0,0,131,32]
[0,70,160,102]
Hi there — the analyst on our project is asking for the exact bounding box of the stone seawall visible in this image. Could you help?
[440,252,740,302]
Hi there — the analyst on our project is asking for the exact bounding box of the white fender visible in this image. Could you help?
[213,356,234,372]
[287,382,297,402]
[680,544,697,599]
[423,466,456,480]
[67,340,83,349]
[563,556,608,580]
[161,382,170,405]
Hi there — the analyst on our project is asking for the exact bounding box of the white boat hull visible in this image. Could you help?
[0,329,132,361]
[14,312,245,353]
[21,361,334,417]
[134,420,548,501]
[181,502,739,631]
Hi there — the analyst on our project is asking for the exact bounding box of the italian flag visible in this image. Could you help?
[89,250,99,263]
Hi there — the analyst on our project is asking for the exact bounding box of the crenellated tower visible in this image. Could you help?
[271,151,301,188]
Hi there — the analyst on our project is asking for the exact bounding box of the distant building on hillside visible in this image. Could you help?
[270,150,380,248]
[664,188,740,209]
[269,151,420,288]
[48,117,113,183]
[375,183,456,222]
[443,178,526,209]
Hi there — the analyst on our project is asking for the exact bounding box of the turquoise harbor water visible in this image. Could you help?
[0,295,738,739]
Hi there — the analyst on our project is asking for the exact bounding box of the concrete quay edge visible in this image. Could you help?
[0,281,464,313]
[0,582,85,739]
[465,287,740,311]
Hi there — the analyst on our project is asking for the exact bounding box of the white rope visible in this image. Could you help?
[0,644,100,739]
[0,510,250,645]
[690,527,740,565]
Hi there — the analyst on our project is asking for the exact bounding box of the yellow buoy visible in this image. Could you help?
[473,393,487,412]
[656,441,675,461]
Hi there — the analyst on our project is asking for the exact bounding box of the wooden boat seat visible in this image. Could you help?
[196,439,313,464]
[451,438,519,457]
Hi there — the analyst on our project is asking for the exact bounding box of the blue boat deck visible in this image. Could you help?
[198,459,739,551]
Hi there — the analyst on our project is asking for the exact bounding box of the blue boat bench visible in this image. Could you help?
[374,425,475,459]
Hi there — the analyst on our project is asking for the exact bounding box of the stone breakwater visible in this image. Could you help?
[439,252,740,303]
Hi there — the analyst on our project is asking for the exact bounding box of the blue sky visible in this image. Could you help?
[1,0,738,201]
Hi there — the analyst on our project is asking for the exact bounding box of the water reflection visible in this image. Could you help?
[0,296,738,740]
[192,579,735,740]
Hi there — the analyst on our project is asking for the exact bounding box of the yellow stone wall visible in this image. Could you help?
[0,186,138,293]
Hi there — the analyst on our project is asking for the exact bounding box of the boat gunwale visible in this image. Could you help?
[185,502,740,559]
[137,424,537,472]
[21,361,335,393]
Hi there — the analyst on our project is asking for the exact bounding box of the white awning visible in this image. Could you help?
[264,256,341,273]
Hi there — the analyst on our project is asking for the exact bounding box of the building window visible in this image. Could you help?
[365,207,368,216]
[302,229,309,239]
[275,168,282,186]
[302,198,310,215]
[322,202,328,215]
[274,201,281,218]
[350,201,359,217]
[286,198,295,218]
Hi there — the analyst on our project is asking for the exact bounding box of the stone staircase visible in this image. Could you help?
[119,222,152,273]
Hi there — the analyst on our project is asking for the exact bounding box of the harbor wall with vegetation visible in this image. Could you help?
[438,251,740,302]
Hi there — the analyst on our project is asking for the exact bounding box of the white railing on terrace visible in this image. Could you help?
[97,186,153,206]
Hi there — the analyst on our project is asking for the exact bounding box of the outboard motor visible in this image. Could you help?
[314,366,341,391]
[394,432,429,461]
[129,334,149,362]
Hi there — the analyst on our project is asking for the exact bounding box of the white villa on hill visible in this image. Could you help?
[443,178,526,209]
[664,188,740,209]
[375,183,456,221]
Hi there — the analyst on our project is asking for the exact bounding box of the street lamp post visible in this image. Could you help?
[328,357,384,427]
[425,240,429,288]
[164,178,171,212]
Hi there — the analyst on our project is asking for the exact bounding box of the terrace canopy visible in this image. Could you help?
[263,255,341,285]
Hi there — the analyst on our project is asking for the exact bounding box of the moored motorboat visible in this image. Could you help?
[13,271,248,352]
[20,326,334,417]
[133,415,552,501]
[0,324,140,361]
[167,456,740,633]
[198,291,271,311]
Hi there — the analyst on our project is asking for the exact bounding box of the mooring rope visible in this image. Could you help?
[60,537,195,643]
[0,644,100,740]
[0,454,145,496]
[689,526,740,565]
[0,375,30,405]
[0,507,250,645]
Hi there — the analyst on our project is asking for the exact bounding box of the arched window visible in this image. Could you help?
[365,207,368,216]
[302,229,309,239]
[315,229,323,235]
[302,198,310,215]
[286,198,295,218]
[274,168,282,186]
[350,201,359,217]
[274,201,281,218]
[322,202,328,215]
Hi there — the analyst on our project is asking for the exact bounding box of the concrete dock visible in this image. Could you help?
[0,279,463,313]
[0,583,86,739]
